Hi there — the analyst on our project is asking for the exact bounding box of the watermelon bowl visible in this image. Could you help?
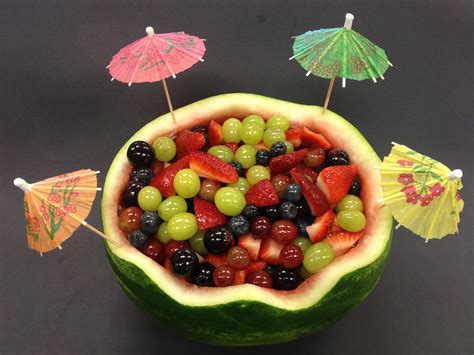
[101,93,393,346]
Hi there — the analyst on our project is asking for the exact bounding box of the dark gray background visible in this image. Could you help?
[1,0,472,354]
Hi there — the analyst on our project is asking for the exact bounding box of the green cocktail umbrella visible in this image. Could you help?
[290,13,393,113]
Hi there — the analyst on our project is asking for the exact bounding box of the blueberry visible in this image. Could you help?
[122,181,143,207]
[263,204,280,222]
[140,211,160,235]
[204,227,235,254]
[295,218,310,237]
[279,201,298,220]
[193,262,215,287]
[130,167,154,186]
[191,126,208,141]
[264,264,276,275]
[228,215,250,236]
[170,248,199,278]
[243,204,259,220]
[349,176,361,196]
[295,199,311,218]
[273,266,300,290]
[128,230,148,249]
[270,141,287,157]
[325,150,350,166]
[230,160,244,176]
[285,183,302,202]
[127,141,155,167]
[256,149,271,166]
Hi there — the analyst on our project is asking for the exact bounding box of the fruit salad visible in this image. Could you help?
[118,115,367,291]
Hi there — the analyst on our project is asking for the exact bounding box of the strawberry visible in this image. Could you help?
[237,233,262,261]
[193,197,228,230]
[316,165,358,204]
[300,127,332,150]
[208,120,224,146]
[246,260,268,272]
[189,151,239,183]
[259,238,285,264]
[286,127,302,148]
[149,156,190,197]
[322,230,364,257]
[291,164,319,183]
[164,258,171,271]
[290,170,329,216]
[205,253,228,267]
[233,270,248,285]
[175,130,206,159]
[269,148,308,174]
[225,143,239,153]
[150,160,164,175]
[245,179,279,207]
[306,210,336,243]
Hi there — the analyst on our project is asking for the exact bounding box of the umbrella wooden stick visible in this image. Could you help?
[322,77,335,114]
[161,78,177,124]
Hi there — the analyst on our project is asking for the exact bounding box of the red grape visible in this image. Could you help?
[271,220,298,244]
[250,216,272,237]
[164,240,190,258]
[118,206,144,233]
[199,179,222,202]
[246,270,273,288]
[142,239,166,264]
[213,265,235,287]
[227,246,251,270]
[279,244,303,269]
[271,174,291,199]
[304,148,326,168]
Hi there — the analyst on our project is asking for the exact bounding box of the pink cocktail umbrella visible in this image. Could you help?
[107,27,206,122]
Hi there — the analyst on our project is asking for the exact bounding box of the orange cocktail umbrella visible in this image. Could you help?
[14,169,117,255]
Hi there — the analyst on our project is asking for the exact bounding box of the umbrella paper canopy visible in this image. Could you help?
[107,27,206,123]
[290,13,392,112]
[14,169,114,255]
[379,143,464,240]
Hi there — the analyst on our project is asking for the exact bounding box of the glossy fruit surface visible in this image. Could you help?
[140,211,160,235]
[118,207,144,233]
[263,205,279,222]
[227,246,251,270]
[250,216,272,237]
[273,267,299,290]
[213,265,235,287]
[304,148,326,168]
[137,186,162,212]
[266,115,289,131]
[242,114,265,128]
[228,215,250,236]
[325,150,350,166]
[234,144,257,169]
[271,220,298,244]
[142,239,166,264]
[227,177,251,195]
[349,176,361,196]
[271,174,291,199]
[222,118,242,143]
[157,221,171,244]
[229,161,244,176]
[167,212,198,240]
[240,123,264,145]
[194,262,215,287]
[279,201,298,220]
[173,169,201,198]
[189,231,208,255]
[292,236,312,253]
[294,218,310,237]
[199,179,222,202]
[246,165,270,185]
[284,141,294,153]
[335,194,364,212]
[128,230,149,249]
[158,196,187,221]
[263,128,286,148]
[214,187,246,216]
[336,210,366,232]
[256,149,271,166]
[127,141,155,167]
[243,204,259,220]
[170,248,199,278]
[130,167,154,185]
[270,141,287,157]
[208,145,234,163]
[164,239,189,258]
[204,227,235,254]
[303,242,335,273]
[285,183,302,202]
[153,137,177,162]
[122,181,144,207]
[246,270,273,288]
[279,244,304,269]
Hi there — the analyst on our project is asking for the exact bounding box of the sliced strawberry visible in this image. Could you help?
[290,170,329,216]
[245,179,279,207]
[237,233,262,261]
[150,160,164,175]
[233,269,248,285]
[246,260,268,272]
[259,238,285,265]
[292,164,319,183]
[225,143,239,153]
[149,156,190,197]
[322,230,364,257]
[269,148,308,174]
[205,253,228,267]
[286,127,302,148]
[300,127,332,150]
[175,130,206,159]
[316,165,358,204]
[331,223,344,233]
[164,258,171,271]
[193,197,228,230]
[189,151,239,183]
[208,120,224,147]
[306,210,336,243]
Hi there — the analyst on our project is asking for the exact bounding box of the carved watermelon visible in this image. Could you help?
[101,93,393,346]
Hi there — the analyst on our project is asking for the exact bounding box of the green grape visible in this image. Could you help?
[167,212,198,241]
[242,114,265,129]
[263,127,286,148]
[214,187,246,216]
[266,115,290,131]
[173,169,200,198]
[335,194,364,212]
[303,242,335,274]
[240,123,264,145]
[234,144,257,169]
[156,222,171,244]
[152,137,176,162]
[158,196,187,221]
[285,141,294,153]
[293,236,312,253]
[137,186,162,212]
[299,265,313,280]
[189,231,208,255]
[208,145,234,163]
[222,118,242,143]
[227,177,251,195]
[246,165,270,185]
[336,210,366,232]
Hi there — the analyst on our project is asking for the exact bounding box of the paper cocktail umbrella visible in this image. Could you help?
[107,27,206,123]
[290,13,392,113]
[378,143,464,240]
[14,169,118,255]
